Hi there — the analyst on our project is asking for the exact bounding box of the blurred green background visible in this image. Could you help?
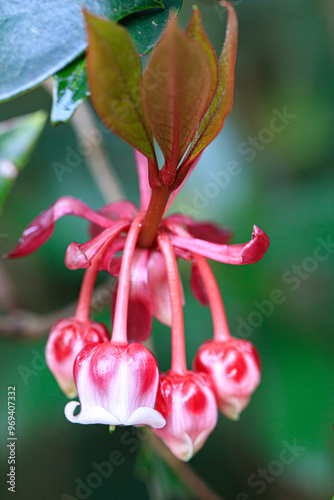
[0,0,333,499]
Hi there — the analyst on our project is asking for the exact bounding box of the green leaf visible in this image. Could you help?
[0,111,47,214]
[185,7,218,107]
[84,10,157,163]
[142,16,212,182]
[122,0,182,56]
[185,1,238,164]
[51,57,89,125]
[0,0,165,103]
[50,0,183,126]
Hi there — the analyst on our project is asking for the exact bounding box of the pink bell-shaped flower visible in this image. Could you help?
[154,371,218,461]
[151,232,217,461]
[193,338,261,420]
[65,214,165,428]
[46,317,110,398]
[65,341,166,428]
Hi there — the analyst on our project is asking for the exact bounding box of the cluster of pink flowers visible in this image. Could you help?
[7,149,268,460]
[7,3,269,461]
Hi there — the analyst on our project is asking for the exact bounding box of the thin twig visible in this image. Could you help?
[43,78,125,203]
[148,432,225,500]
[0,265,20,312]
[0,278,115,338]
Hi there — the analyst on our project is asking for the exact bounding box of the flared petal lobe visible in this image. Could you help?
[154,371,218,461]
[193,339,261,419]
[89,200,138,238]
[65,219,131,270]
[7,197,113,258]
[45,318,110,398]
[170,225,270,264]
[65,341,165,428]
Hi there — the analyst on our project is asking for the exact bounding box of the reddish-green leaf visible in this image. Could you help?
[185,6,218,107]
[184,1,238,164]
[141,16,213,184]
[84,10,157,163]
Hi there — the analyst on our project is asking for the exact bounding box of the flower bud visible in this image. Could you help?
[193,339,261,419]
[45,318,110,398]
[65,341,166,428]
[153,371,218,461]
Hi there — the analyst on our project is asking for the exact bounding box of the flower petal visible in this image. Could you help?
[99,236,125,274]
[126,407,166,428]
[65,220,130,270]
[147,250,173,326]
[111,249,152,342]
[190,262,209,306]
[170,225,270,264]
[90,200,138,238]
[65,401,122,425]
[6,196,113,258]
[68,341,163,427]
[166,214,232,244]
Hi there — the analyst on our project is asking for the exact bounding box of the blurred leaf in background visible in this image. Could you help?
[0,111,47,215]
[51,57,89,125]
[0,0,182,124]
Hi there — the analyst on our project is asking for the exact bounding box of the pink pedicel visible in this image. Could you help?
[193,339,261,420]
[45,318,110,398]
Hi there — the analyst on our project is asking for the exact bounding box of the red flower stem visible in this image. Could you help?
[112,212,145,344]
[137,185,171,248]
[158,230,187,375]
[194,255,231,341]
[75,239,113,323]
[171,157,196,191]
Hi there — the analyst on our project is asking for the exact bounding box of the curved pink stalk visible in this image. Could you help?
[158,230,187,375]
[194,255,230,341]
[134,149,151,211]
[65,220,130,270]
[112,212,145,343]
[168,224,270,265]
[6,196,113,258]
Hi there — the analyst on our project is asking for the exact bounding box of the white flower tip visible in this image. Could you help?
[63,387,78,399]
[65,401,80,423]
[164,434,194,462]
[220,396,250,420]
[126,407,166,428]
